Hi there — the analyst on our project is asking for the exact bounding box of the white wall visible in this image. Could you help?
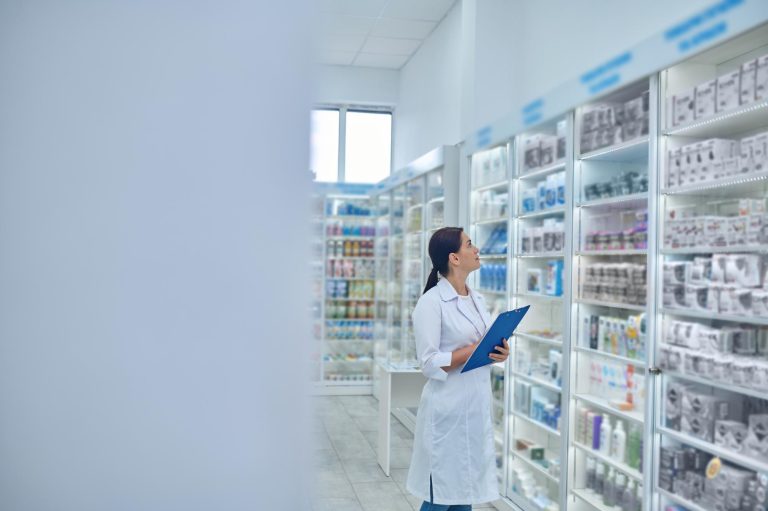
[0,2,312,510]
[394,0,719,159]
[315,65,399,106]
[394,1,463,170]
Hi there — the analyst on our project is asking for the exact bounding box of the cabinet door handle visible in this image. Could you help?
[648,366,662,375]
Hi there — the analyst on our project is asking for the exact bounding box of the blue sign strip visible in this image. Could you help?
[665,0,743,40]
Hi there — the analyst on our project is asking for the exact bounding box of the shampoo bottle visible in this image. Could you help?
[600,415,612,455]
[592,414,603,450]
[603,467,616,506]
[585,456,596,491]
[594,461,605,495]
[622,480,637,511]
[611,420,627,463]
[627,422,641,470]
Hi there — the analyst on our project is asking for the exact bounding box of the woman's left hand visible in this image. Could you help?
[489,338,510,363]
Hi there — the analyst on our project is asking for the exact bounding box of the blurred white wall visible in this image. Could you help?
[0,2,313,510]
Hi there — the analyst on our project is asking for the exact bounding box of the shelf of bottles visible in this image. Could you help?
[311,194,325,383]
[373,194,391,369]
[401,175,426,370]
[568,77,656,511]
[321,196,376,385]
[506,116,572,511]
[654,24,768,511]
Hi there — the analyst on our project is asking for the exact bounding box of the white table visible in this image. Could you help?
[376,362,426,476]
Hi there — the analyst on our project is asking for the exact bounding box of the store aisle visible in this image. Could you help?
[313,396,496,511]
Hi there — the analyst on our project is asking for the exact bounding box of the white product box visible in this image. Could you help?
[715,420,748,452]
[674,89,695,126]
[681,144,697,185]
[717,70,741,113]
[524,135,543,170]
[686,284,710,310]
[695,79,717,119]
[707,216,729,247]
[739,135,755,174]
[699,139,737,182]
[747,214,764,245]
[740,59,758,105]
[723,156,739,177]
[732,288,753,315]
[540,135,557,167]
[668,147,682,187]
[753,290,768,316]
[711,254,728,283]
[707,285,722,312]
[754,132,767,173]
[728,216,748,246]
[682,392,730,421]
[731,253,763,287]
[744,414,768,462]
[756,55,768,102]
[739,198,766,216]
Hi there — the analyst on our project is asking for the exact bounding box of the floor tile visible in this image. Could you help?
[313,498,363,511]
[314,449,343,471]
[353,414,379,432]
[341,457,391,484]
[389,447,413,469]
[353,481,413,511]
[314,468,357,500]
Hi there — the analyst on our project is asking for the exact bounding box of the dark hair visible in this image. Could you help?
[423,227,463,294]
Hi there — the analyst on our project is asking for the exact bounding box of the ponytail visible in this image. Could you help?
[423,227,463,294]
[423,267,439,294]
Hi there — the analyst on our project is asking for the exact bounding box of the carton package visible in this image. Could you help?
[665,381,687,430]
[715,420,749,452]
[668,147,682,187]
[540,135,557,167]
[682,392,730,421]
[696,79,717,118]
[717,70,741,112]
[744,414,768,462]
[756,54,768,102]
[753,132,767,173]
[740,59,758,105]
[524,135,542,170]
[674,89,696,126]
[740,135,755,174]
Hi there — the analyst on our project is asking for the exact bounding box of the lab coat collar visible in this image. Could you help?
[436,278,488,334]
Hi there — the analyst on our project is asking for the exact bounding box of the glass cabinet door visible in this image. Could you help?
[389,187,405,367]
[402,176,426,369]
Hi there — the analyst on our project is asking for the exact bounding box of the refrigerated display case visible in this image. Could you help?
[508,116,573,511]
[568,78,657,511]
[371,146,460,372]
[653,23,768,511]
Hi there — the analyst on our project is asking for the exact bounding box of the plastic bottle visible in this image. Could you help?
[594,462,605,495]
[626,423,641,470]
[612,421,626,463]
[614,473,626,508]
[603,467,616,507]
[578,406,589,445]
[592,413,602,450]
[600,415,612,456]
[622,480,636,511]
[585,456,596,491]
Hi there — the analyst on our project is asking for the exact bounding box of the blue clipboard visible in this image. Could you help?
[461,305,530,373]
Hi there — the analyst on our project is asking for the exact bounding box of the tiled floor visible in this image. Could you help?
[313,395,497,511]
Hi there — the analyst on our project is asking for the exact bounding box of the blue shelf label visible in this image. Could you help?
[664,0,743,41]
[476,125,492,149]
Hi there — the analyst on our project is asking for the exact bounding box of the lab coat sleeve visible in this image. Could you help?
[412,295,451,381]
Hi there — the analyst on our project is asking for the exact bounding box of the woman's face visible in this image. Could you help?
[452,231,480,273]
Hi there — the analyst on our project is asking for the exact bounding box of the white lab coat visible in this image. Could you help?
[405,278,500,505]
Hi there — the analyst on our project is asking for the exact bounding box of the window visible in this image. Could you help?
[310,109,339,182]
[310,107,392,184]
[344,111,392,184]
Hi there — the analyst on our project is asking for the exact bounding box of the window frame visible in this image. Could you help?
[312,104,394,184]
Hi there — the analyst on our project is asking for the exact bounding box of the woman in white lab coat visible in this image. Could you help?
[406,227,509,510]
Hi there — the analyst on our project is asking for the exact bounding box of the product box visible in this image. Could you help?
[545,260,563,297]
[740,135,755,174]
[686,284,710,310]
[682,392,730,422]
[753,132,767,173]
[524,135,542,170]
[753,290,768,316]
[674,89,696,126]
[728,216,749,247]
[527,268,542,293]
[717,70,741,113]
[745,414,768,461]
[682,414,717,442]
[540,135,557,167]
[715,420,748,452]
[699,139,738,181]
[756,55,768,102]
[668,147,682,187]
[556,120,567,160]
[665,381,686,430]
[696,79,718,118]
[740,59,758,105]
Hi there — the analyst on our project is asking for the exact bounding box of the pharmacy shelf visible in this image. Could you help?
[518,161,567,180]
[514,292,563,302]
[662,369,768,401]
[514,332,563,347]
[511,370,562,393]
[663,99,768,137]
[656,489,708,511]
[571,488,622,511]
[575,250,647,256]
[480,254,508,259]
[326,256,376,260]
[475,216,510,225]
[573,394,644,425]
[575,299,646,312]
[658,427,768,475]
[661,245,768,254]
[326,236,376,240]
[323,358,374,364]
[509,451,559,484]
[327,277,376,281]
[573,346,646,368]
[510,410,561,438]
[660,307,768,326]
[477,288,508,296]
[325,298,374,302]
[325,215,375,220]
[579,136,649,162]
[661,170,768,196]
[516,206,566,220]
[517,252,564,258]
[572,441,643,482]
[577,192,648,209]
[473,180,510,193]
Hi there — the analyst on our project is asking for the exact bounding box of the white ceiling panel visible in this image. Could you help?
[370,17,436,39]
[354,53,410,69]
[321,14,378,36]
[380,0,455,21]
[318,50,357,66]
[323,34,367,53]
[361,36,421,55]
[319,0,389,18]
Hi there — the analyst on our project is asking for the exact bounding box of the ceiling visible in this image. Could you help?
[317,0,457,70]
